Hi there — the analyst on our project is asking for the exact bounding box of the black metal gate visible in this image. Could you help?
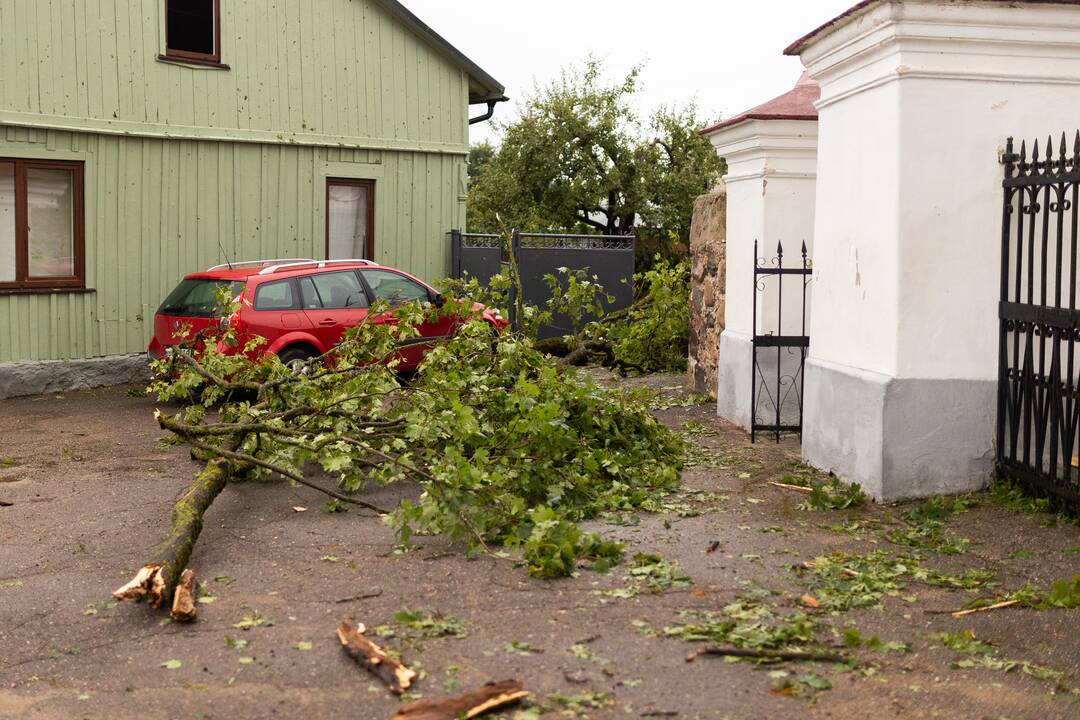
[996,133,1080,513]
[450,229,635,339]
[751,240,810,443]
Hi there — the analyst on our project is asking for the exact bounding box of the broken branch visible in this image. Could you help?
[391,680,528,720]
[337,619,416,695]
[950,599,1021,618]
[769,481,813,494]
[698,646,849,664]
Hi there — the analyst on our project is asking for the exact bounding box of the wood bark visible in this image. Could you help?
[391,680,528,720]
[170,568,198,622]
[337,619,417,694]
[113,454,232,608]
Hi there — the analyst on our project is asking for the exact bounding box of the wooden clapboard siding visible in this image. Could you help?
[0,0,484,363]
[0,0,472,150]
[0,129,467,363]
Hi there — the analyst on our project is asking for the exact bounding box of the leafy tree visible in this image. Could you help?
[467,59,725,256]
[467,141,495,184]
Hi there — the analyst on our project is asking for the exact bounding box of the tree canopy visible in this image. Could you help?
[467,60,725,256]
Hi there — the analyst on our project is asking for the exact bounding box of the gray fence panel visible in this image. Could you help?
[517,245,635,339]
[450,230,503,286]
[450,230,635,339]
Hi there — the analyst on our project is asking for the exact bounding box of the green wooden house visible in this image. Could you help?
[0,0,503,392]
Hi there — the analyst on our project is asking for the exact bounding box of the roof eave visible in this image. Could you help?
[375,0,506,103]
[700,113,819,137]
[783,0,879,56]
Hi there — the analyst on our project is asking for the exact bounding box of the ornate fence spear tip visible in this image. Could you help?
[1020,139,1027,163]
[1074,130,1080,159]
[776,240,784,257]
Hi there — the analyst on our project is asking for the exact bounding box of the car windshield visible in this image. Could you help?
[158,279,243,317]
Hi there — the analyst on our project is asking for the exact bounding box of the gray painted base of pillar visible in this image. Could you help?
[716,330,752,430]
[0,354,149,400]
[801,358,996,501]
[716,329,806,433]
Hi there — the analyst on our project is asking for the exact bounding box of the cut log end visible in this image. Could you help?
[112,564,164,604]
[337,619,415,695]
[391,680,528,720]
[170,568,198,622]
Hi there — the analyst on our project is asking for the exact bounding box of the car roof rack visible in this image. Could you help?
[256,258,378,275]
[207,258,316,271]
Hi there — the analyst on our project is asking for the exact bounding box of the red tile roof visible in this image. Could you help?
[700,72,820,136]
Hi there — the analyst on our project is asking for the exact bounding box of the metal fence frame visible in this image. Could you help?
[996,133,1080,514]
[751,240,811,444]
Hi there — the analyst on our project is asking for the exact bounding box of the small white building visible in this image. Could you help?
[703,74,819,432]
[709,0,1080,501]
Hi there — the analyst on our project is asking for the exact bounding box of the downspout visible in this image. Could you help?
[469,96,508,125]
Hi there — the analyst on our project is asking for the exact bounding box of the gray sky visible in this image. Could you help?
[401,0,856,144]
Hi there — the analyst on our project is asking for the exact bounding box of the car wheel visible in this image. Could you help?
[277,347,315,375]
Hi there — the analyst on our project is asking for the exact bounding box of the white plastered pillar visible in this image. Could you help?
[707,119,818,430]
[792,0,1080,499]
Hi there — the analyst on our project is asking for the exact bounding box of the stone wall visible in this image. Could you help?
[687,187,726,396]
[0,354,149,400]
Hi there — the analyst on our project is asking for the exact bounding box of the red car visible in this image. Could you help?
[148,259,504,371]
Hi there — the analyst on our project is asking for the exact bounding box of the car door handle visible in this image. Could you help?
[318,318,337,326]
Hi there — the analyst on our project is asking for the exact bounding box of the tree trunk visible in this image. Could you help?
[113,455,232,610]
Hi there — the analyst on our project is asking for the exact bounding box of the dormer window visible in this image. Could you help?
[165,0,221,65]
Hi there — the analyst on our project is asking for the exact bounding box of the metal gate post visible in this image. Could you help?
[751,239,758,444]
[450,229,462,279]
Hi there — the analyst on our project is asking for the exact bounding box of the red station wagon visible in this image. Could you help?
[148,259,504,371]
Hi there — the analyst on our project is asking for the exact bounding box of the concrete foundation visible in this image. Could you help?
[717,329,806,433]
[802,357,996,501]
[0,354,149,400]
[716,330,753,430]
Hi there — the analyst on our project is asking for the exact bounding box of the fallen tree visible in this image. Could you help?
[114,297,684,614]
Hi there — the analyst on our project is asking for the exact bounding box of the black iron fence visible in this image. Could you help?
[752,240,811,443]
[449,230,635,339]
[996,133,1080,514]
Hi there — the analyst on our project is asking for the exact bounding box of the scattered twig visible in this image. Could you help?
[950,599,1021,618]
[769,481,813,494]
[334,590,384,603]
[698,646,849,664]
[391,680,528,720]
[337,619,416,695]
[0,500,12,507]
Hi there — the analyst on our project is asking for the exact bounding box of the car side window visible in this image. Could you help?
[298,277,322,309]
[360,270,430,306]
[253,279,298,310]
[306,271,369,310]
